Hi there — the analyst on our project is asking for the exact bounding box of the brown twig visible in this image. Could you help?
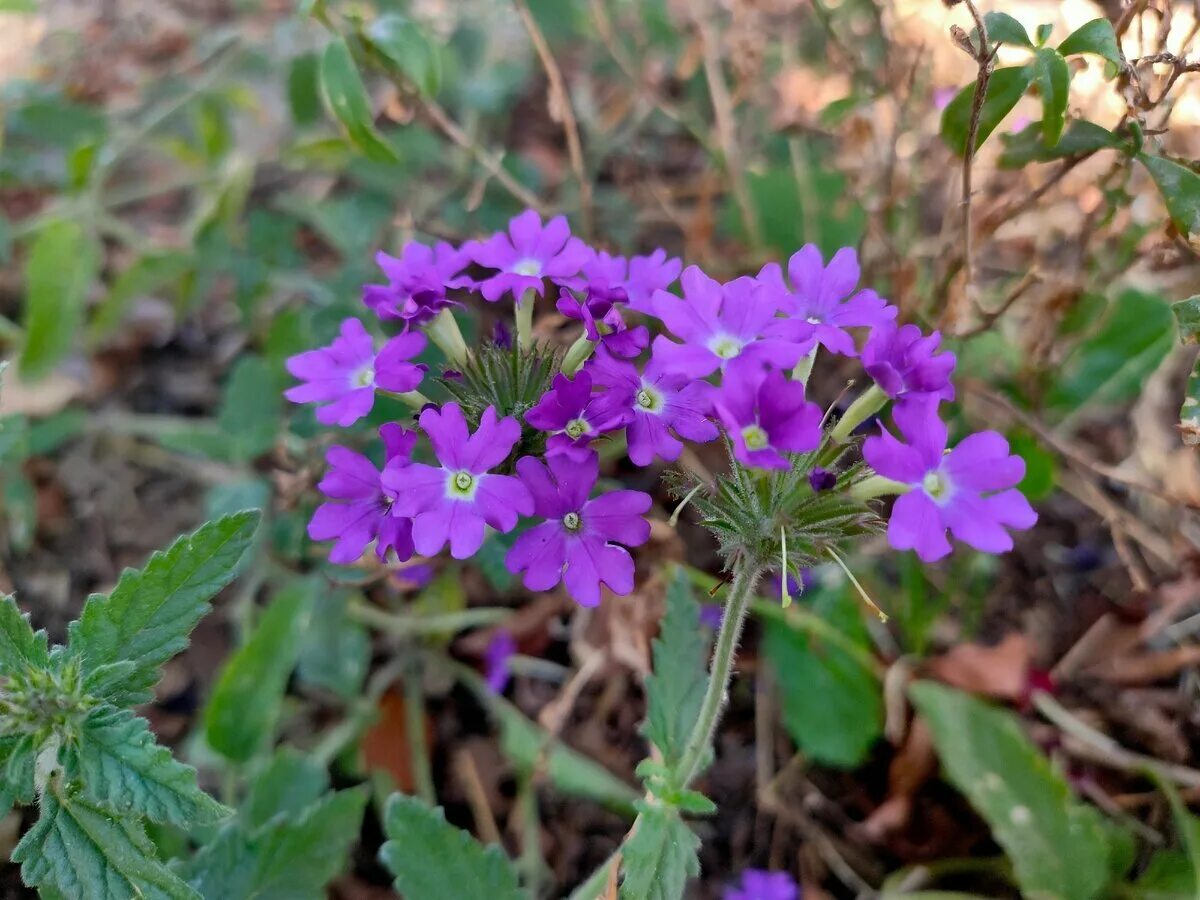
[513,0,593,237]
[955,0,997,315]
[952,270,1040,338]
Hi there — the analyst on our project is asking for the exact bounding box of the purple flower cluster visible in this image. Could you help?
[287,209,1038,602]
[724,869,800,900]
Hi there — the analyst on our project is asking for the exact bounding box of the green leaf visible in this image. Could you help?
[380,793,524,900]
[1058,18,1122,69]
[1049,289,1176,415]
[88,252,191,344]
[910,681,1111,900]
[3,472,37,553]
[2,733,37,809]
[999,119,1124,168]
[71,510,261,705]
[14,786,201,900]
[0,593,49,676]
[735,158,866,258]
[1173,296,1200,343]
[1154,777,1200,896]
[241,749,329,831]
[1138,153,1200,236]
[204,581,314,762]
[319,38,399,163]
[618,804,700,900]
[1036,23,1054,46]
[1007,431,1057,502]
[1033,48,1070,145]
[296,590,369,699]
[940,66,1035,156]
[368,14,443,98]
[641,568,709,773]
[217,355,280,461]
[18,219,100,380]
[762,584,882,768]
[287,53,322,126]
[982,12,1033,48]
[185,788,367,900]
[0,0,38,12]
[1136,850,1198,898]
[63,705,230,828]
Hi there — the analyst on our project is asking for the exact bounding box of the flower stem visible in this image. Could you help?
[382,389,432,410]
[850,473,911,502]
[791,345,818,386]
[676,561,764,789]
[515,289,536,349]
[830,383,888,443]
[560,334,595,376]
[425,309,469,367]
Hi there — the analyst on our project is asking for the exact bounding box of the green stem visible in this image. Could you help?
[425,308,469,367]
[560,334,595,376]
[850,473,911,502]
[676,561,764,789]
[381,389,431,410]
[829,383,888,444]
[404,662,436,805]
[346,600,509,636]
[515,288,536,349]
[791,345,818,386]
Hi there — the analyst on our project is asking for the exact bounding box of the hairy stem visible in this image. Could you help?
[830,383,888,444]
[560,334,595,376]
[425,309,469,367]
[515,289,536,349]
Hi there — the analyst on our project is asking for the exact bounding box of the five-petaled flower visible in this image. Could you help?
[712,361,823,470]
[470,210,592,303]
[862,320,956,407]
[383,403,533,559]
[863,402,1037,561]
[363,241,469,325]
[505,452,651,606]
[308,424,416,564]
[525,371,622,460]
[285,318,426,426]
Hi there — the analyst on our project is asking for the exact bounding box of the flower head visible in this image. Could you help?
[363,241,468,326]
[758,245,896,357]
[651,266,811,378]
[382,403,533,559]
[587,346,719,466]
[470,210,592,302]
[712,361,822,470]
[285,318,426,426]
[526,371,623,460]
[724,869,800,900]
[863,402,1037,561]
[862,321,955,406]
[624,249,684,312]
[505,453,651,606]
[484,629,516,694]
[308,424,416,564]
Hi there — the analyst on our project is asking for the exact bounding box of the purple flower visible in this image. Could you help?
[587,347,719,466]
[308,424,416,564]
[393,563,435,591]
[484,629,516,694]
[624,249,684,312]
[382,403,533,559]
[724,869,800,900]
[862,321,956,406]
[651,267,811,378]
[556,290,649,358]
[285,318,426,426]
[362,241,468,326]
[863,402,1037,562]
[712,361,822,470]
[809,467,837,492]
[470,210,592,302]
[505,453,651,606]
[526,371,622,460]
[758,245,896,357]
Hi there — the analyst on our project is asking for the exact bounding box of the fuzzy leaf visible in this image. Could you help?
[1,733,37,809]
[1033,48,1070,145]
[641,568,709,773]
[70,510,261,704]
[910,681,1111,900]
[296,590,369,699]
[62,705,230,828]
[1057,18,1122,69]
[14,786,201,900]
[1138,153,1200,236]
[940,65,1035,156]
[0,594,48,675]
[204,580,314,762]
[241,749,329,831]
[619,804,700,900]
[380,793,524,900]
[319,37,399,163]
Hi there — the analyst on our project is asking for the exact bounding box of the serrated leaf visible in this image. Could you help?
[241,749,329,831]
[1033,48,1070,145]
[368,14,443,98]
[641,568,709,774]
[999,119,1124,168]
[70,510,261,705]
[63,705,229,827]
[184,788,366,900]
[19,218,100,380]
[940,66,1035,156]
[319,37,399,163]
[762,585,882,768]
[0,593,48,675]
[618,804,700,900]
[14,786,201,900]
[1138,153,1200,236]
[1058,18,1122,69]
[1,733,37,808]
[982,11,1033,48]
[910,681,1111,900]
[204,580,314,762]
[380,793,524,900]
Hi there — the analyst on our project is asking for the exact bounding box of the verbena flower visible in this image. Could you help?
[863,402,1037,561]
[362,241,468,325]
[651,266,810,377]
[624,249,684,312]
[505,453,651,606]
[470,210,592,302]
[758,245,896,357]
[484,629,516,694]
[587,347,718,466]
[525,371,622,460]
[383,403,532,559]
[285,318,426,426]
[308,424,416,564]
[724,869,800,900]
[862,321,956,406]
[712,361,822,470]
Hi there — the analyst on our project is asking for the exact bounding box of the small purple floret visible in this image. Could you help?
[862,321,956,407]
[724,868,801,900]
[362,241,468,326]
[712,361,822,470]
[526,371,622,460]
[470,210,592,302]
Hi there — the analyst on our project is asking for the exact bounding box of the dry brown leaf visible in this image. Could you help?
[361,689,427,793]
[925,632,1031,700]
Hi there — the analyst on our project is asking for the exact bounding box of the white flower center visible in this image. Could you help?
[635,384,665,414]
[351,363,375,389]
[448,470,478,499]
[806,315,822,325]
[922,470,952,502]
[565,417,590,439]
[707,333,744,360]
[741,424,769,451]
[562,511,582,532]
[512,258,542,276]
